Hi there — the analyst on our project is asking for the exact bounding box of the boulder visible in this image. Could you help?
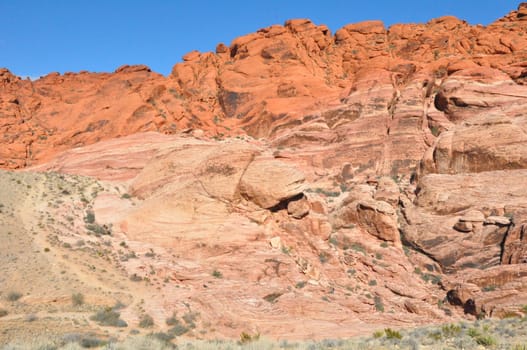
[287,195,310,219]
[332,198,399,243]
[484,216,511,226]
[239,158,305,209]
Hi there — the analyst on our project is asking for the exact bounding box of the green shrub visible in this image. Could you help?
[72,292,84,306]
[474,334,497,346]
[351,243,367,255]
[295,281,307,289]
[165,312,178,326]
[373,295,384,312]
[373,330,384,338]
[441,323,461,338]
[7,291,22,301]
[467,328,481,338]
[169,324,189,336]
[150,331,175,343]
[86,223,111,235]
[80,336,107,348]
[374,296,384,312]
[263,292,283,303]
[84,211,95,224]
[239,331,260,344]
[319,251,331,263]
[384,328,402,340]
[129,273,143,282]
[139,314,154,328]
[90,308,127,327]
[182,311,199,329]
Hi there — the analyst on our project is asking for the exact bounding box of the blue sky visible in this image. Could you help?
[0,1,521,77]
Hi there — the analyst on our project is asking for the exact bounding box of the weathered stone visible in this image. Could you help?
[453,220,473,232]
[459,210,485,223]
[484,216,511,226]
[239,159,305,209]
[287,195,310,219]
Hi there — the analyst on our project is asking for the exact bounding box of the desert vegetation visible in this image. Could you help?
[1,317,527,349]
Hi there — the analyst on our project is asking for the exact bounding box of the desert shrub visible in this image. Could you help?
[25,313,37,322]
[467,327,481,338]
[374,295,384,312]
[319,251,331,263]
[118,335,175,349]
[150,332,175,344]
[129,273,143,282]
[239,331,260,344]
[165,313,190,335]
[165,312,179,326]
[441,323,462,338]
[351,243,367,255]
[139,314,154,328]
[373,330,384,338]
[182,311,199,329]
[169,324,189,336]
[84,211,95,224]
[295,281,307,289]
[212,269,223,278]
[90,308,127,327]
[474,334,497,346]
[263,292,283,304]
[384,328,402,340]
[80,335,106,348]
[0,309,8,317]
[85,223,111,235]
[7,291,22,301]
[72,293,84,306]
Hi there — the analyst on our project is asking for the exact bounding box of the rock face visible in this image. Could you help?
[3,2,527,342]
[2,4,527,178]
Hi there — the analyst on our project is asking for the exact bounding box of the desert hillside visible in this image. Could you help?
[1,3,527,348]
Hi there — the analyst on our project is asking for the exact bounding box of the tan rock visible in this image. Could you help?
[270,236,282,249]
[484,216,511,226]
[287,195,310,219]
[453,220,473,233]
[459,210,485,223]
[239,158,305,209]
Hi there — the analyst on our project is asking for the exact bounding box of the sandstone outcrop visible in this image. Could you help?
[3,2,527,341]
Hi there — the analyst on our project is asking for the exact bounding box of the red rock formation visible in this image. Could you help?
[1,4,526,176]
[3,2,527,338]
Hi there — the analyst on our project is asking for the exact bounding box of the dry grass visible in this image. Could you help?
[2,317,527,349]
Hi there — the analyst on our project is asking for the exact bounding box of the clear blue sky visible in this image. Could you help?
[0,1,521,78]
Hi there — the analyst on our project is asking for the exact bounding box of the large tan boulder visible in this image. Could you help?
[332,196,400,244]
[239,158,305,209]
